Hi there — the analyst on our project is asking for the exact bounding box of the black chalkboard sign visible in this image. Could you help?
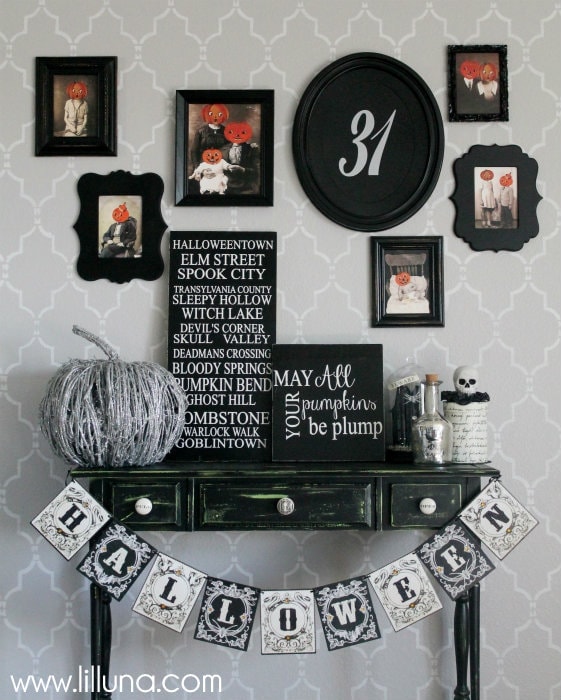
[272,345,385,461]
[168,231,276,461]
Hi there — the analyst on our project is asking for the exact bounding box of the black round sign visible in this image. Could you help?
[293,53,444,231]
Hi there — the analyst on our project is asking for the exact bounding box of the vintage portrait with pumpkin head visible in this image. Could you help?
[448,45,508,122]
[187,101,262,197]
[175,90,274,206]
[98,196,142,259]
[52,74,98,137]
[474,166,518,230]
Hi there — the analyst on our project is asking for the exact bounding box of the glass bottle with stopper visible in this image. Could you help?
[411,373,453,465]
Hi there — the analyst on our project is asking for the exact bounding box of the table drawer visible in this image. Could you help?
[109,482,187,530]
[196,480,374,530]
[390,482,462,528]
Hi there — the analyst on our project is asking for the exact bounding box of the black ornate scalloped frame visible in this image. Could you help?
[73,170,167,283]
[451,145,541,252]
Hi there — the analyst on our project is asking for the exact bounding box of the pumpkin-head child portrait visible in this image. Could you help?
[52,73,98,137]
[63,80,88,136]
[475,167,517,229]
[498,169,517,229]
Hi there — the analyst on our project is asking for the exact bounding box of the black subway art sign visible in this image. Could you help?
[272,345,384,461]
[168,231,276,461]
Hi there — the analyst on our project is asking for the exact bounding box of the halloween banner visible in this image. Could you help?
[416,521,495,600]
[194,577,259,651]
[260,589,316,654]
[76,521,157,601]
[31,480,110,560]
[369,552,442,631]
[314,577,380,650]
[132,553,207,633]
[33,479,537,653]
[459,479,539,559]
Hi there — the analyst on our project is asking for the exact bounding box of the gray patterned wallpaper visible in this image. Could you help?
[1,1,560,698]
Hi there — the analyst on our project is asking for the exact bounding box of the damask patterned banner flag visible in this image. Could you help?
[417,521,495,600]
[260,589,316,655]
[314,577,380,651]
[368,552,442,631]
[76,521,156,601]
[31,481,110,560]
[459,480,538,560]
[194,577,259,651]
[132,553,207,633]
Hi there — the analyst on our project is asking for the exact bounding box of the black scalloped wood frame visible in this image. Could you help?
[451,145,541,252]
[73,170,167,283]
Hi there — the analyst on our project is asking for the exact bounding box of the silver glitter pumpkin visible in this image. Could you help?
[39,326,186,468]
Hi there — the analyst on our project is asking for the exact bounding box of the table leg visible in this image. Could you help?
[469,584,480,700]
[453,592,470,700]
[90,583,112,700]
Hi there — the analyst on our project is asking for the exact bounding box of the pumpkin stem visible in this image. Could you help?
[72,325,119,360]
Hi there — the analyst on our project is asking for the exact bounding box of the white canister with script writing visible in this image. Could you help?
[443,401,488,463]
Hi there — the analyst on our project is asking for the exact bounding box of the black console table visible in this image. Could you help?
[72,461,500,700]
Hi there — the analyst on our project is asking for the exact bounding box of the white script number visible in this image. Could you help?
[338,109,396,178]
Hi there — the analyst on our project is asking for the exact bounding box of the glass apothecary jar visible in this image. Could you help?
[411,374,453,465]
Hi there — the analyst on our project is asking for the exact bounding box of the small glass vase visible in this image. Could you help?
[412,374,453,465]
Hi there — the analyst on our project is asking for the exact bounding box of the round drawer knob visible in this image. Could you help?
[277,497,295,516]
[135,497,153,516]
[419,497,437,515]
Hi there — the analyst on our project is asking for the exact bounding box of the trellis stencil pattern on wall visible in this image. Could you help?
[1,2,560,699]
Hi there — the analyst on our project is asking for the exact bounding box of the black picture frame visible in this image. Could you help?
[451,144,542,252]
[175,89,274,206]
[448,45,508,122]
[370,236,444,327]
[73,170,167,283]
[292,52,444,232]
[35,56,117,156]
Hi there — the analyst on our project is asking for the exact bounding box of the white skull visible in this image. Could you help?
[453,366,479,396]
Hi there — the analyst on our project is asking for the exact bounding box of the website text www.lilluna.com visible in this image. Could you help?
[10,666,222,694]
